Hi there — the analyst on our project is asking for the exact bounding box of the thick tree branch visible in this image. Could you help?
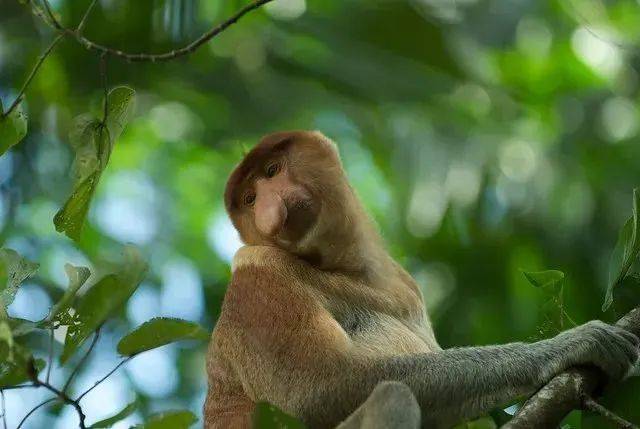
[505,307,640,428]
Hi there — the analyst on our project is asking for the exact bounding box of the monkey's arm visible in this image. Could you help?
[222,262,639,428]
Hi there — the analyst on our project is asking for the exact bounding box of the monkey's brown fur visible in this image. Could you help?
[204,131,640,429]
[205,131,438,428]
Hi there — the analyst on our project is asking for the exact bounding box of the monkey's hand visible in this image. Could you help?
[543,320,640,384]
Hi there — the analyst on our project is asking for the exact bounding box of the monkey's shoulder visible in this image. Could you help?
[231,245,305,275]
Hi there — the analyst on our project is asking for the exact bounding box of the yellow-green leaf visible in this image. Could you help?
[138,410,197,429]
[253,402,306,429]
[0,248,39,313]
[53,170,100,241]
[105,86,136,142]
[117,318,209,356]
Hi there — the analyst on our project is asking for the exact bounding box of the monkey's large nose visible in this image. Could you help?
[254,191,287,237]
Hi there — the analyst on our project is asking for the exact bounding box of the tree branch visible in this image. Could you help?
[38,0,275,62]
[504,307,640,428]
[63,328,101,393]
[34,379,86,429]
[583,396,639,429]
[16,397,57,429]
[1,32,66,118]
[76,357,130,401]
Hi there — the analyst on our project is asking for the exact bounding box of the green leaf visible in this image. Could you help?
[0,102,28,156]
[61,246,147,363]
[53,170,100,241]
[55,86,135,242]
[253,402,306,429]
[0,248,39,314]
[603,188,640,311]
[138,410,197,429]
[117,317,209,356]
[88,400,138,428]
[104,86,136,143]
[0,353,44,388]
[48,263,91,324]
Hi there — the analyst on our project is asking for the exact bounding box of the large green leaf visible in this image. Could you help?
[603,188,640,311]
[88,400,138,428]
[137,410,197,429]
[0,248,39,315]
[61,246,147,363]
[117,317,209,357]
[0,102,28,156]
[253,402,306,429]
[54,86,135,241]
[47,263,91,325]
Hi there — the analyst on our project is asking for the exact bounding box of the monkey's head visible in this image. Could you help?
[225,131,365,266]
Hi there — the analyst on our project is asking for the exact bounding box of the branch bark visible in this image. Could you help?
[504,307,640,428]
[39,0,275,62]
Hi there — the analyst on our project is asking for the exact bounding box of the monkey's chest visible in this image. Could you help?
[336,310,435,356]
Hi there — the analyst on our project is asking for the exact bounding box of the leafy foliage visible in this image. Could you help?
[54,86,136,241]
[603,188,640,311]
[117,317,210,356]
[0,101,27,156]
[61,246,147,363]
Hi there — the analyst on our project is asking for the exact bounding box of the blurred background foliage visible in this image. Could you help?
[1,0,640,427]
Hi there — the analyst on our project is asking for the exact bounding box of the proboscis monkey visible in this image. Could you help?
[204,131,639,428]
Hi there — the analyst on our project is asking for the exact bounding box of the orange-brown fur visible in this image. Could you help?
[205,131,438,428]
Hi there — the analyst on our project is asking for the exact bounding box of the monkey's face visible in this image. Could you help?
[225,131,343,253]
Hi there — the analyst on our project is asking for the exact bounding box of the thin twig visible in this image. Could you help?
[1,390,7,429]
[16,397,57,429]
[2,32,66,118]
[583,396,639,429]
[77,357,130,401]
[0,384,37,391]
[566,0,637,53]
[38,0,275,62]
[46,326,54,383]
[76,0,98,35]
[63,328,101,393]
[99,53,108,125]
[35,379,86,429]
[41,0,63,30]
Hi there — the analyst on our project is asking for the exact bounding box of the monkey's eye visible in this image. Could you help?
[243,192,256,206]
[265,162,280,178]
